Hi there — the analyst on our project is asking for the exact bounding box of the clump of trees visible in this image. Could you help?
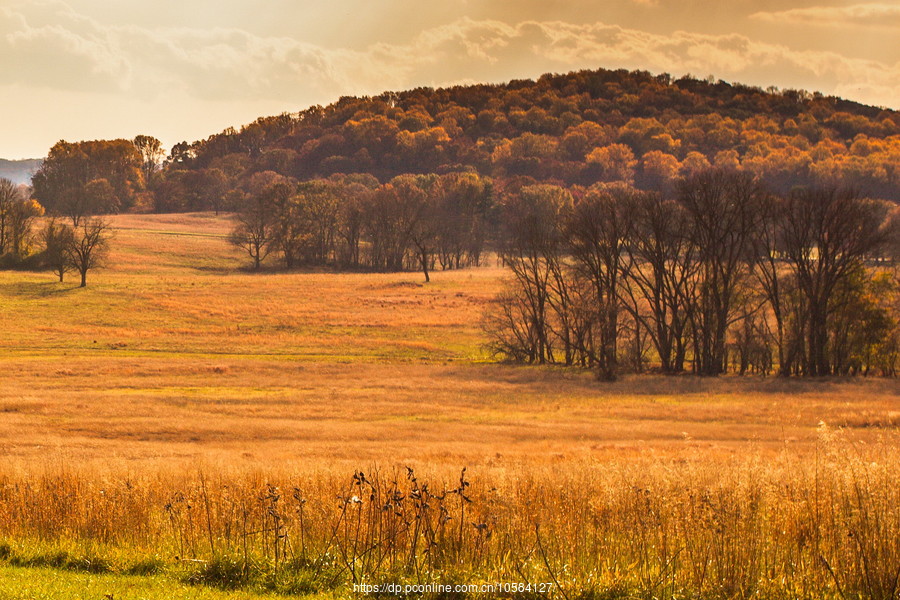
[31,139,144,221]
[485,168,900,378]
[0,178,44,264]
[12,136,161,286]
[228,171,491,280]
[0,176,112,287]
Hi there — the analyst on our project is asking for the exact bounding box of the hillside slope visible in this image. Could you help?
[159,68,898,205]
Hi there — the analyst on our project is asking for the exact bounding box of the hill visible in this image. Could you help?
[0,158,41,185]
[155,67,899,208]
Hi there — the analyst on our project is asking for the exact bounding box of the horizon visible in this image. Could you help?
[1,0,899,159]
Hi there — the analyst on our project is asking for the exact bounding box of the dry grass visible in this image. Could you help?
[0,437,897,599]
[0,212,898,598]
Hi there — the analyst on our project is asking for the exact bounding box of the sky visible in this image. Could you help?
[1,0,898,159]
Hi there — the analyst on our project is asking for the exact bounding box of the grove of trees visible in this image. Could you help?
[31,139,144,223]
[227,171,491,280]
[485,170,900,378]
[0,177,111,287]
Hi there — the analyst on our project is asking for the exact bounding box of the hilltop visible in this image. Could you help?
[153,67,898,208]
[28,68,900,218]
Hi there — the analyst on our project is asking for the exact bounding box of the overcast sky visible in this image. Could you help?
[1,0,898,159]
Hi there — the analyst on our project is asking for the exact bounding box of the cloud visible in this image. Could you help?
[402,19,900,108]
[1,0,898,116]
[750,3,900,29]
[0,1,131,92]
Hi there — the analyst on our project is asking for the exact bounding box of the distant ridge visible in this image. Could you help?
[0,158,42,185]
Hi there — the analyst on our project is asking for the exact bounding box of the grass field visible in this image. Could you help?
[0,213,898,599]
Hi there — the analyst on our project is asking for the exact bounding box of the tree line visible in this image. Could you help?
[16,67,900,308]
[228,171,492,281]
[486,169,900,378]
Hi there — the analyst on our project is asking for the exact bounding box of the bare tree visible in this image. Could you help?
[568,184,634,380]
[619,194,698,374]
[42,218,75,282]
[678,169,766,375]
[337,188,366,268]
[67,217,111,287]
[494,184,573,364]
[749,193,790,375]
[404,177,442,283]
[780,187,889,376]
[229,192,277,270]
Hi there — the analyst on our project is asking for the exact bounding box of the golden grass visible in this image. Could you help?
[0,212,898,598]
[0,357,898,471]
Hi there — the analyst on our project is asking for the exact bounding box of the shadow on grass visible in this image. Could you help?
[0,279,82,298]
[440,363,896,397]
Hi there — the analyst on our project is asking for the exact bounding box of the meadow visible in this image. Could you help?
[0,213,898,599]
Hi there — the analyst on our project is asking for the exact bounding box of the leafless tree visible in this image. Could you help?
[67,217,111,287]
[229,192,277,270]
[567,184,634,380]
[748,193,791,375]
[42,218,75,282]
[780,187,889,375]
[494,184,573,364]
[678,169,766,375]
[619,195,698,374]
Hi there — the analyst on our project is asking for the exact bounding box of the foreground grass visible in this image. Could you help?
[1,434,898,600]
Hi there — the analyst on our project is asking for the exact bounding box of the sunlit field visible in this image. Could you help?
[0,213,898,599]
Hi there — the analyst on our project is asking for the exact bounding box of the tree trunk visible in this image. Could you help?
[419,247,430,283]
[806,303,826,376]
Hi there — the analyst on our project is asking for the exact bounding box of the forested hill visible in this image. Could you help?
[27,68,900,217]
[0,159,41,185]
[154,68,899,207]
